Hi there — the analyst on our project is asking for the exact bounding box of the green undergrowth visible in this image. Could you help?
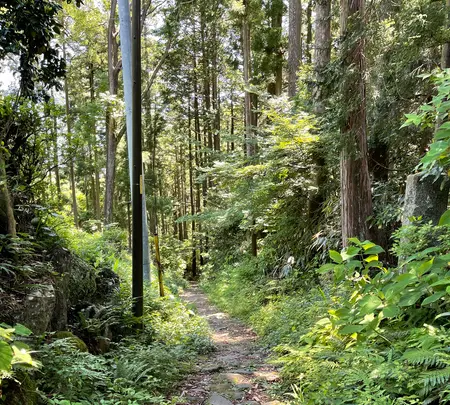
[202,221,450,404]
[0,214,213,405]
[36,295,213,405]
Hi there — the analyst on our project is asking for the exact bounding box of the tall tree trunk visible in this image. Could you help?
[52,107,61,208]
[288,0,302,98]
[305,0,312,64]
[314,0,331,112]
[272,0,283,96]
[212,20,221,152]
[63,42,79,227]
[0,151,16,237]
[308,0,331,222]
[104,0,120,225]
[243,0,257,256]
[188,100,197,278]
[88,63,101,220]
[243,0,256,157]
[230,89,235,151]
[442,0,450,69]
[340,0,372,245]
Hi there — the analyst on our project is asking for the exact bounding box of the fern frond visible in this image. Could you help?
[401,349,447,368]
[420,367,450,392]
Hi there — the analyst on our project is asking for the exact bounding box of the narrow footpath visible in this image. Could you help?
[176,285,284,405]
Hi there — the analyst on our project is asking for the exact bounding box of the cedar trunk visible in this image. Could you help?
[314,0,331,112]
[288,0,302,97]
[104,0,120,224]
[340,0,373,245]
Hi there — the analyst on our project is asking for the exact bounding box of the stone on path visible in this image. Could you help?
[203,364,223,373]
[224,372,252,389]
[254,370,280,382]
[207,392,233,405]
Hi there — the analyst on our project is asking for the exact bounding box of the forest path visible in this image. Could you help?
[175,284,283,405]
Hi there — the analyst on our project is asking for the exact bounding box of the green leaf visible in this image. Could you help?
[364,245,385,255]
[398,291,423,307]
[382,305,400,318]
[0,341,13,372]
[402,113,422,127]
[364,255,379,263]
[434,128,450,140]
[317,263,335,274]
[420,104,434,112]
[329,250,343,264]
[439,210,450,226]
[422,291,446,306]
[435,312,450,320]
[430,278,450,287]
[339,324,365,335]
[0,327,14,341]
[348,237,362,246]
[11,344,33,365]
[358,295,383,316]
[341,246,360,261]
[417,258,434,276]
[13,324,32,337]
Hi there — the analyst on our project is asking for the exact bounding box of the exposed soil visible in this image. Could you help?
[175,285,284,405]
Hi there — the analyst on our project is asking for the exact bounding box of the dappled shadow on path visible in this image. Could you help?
[173,285,283,405]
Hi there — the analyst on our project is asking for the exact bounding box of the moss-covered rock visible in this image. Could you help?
[50,247,97,331]
[1,370,38,405]
[55,331,88,352]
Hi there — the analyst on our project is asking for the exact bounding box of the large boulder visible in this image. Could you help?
[402,173,449,226]
[49,247,97,331]
[16,284,55,335]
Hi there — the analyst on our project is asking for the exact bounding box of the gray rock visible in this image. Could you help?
[229,369,253,375]
[207,392,233,405]
[402,173,449,226]
[50,247,97,330]
[18,284,55,334]
[203,364,224,373]
[236,383,252,390]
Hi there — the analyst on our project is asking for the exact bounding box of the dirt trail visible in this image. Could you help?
[175,285,283,405]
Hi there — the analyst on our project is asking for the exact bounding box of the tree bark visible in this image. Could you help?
[442,0,450,69]
[52,106,61,208]
[88,63,101,221]
[63,42,79,227]
[340,0,373,245]
[104,0,120,225]
[305,0,312,64]
[314,0,331,112]
[243,0,256,157]
[272,0,283,96]
[188,99,197,278]
[288,0,302,97]
[0,151,16,237]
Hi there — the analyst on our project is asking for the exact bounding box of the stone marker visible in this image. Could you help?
[402,173,449,226]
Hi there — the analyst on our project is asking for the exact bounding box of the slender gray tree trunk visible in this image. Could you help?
[314,0,331,112]
[63,42,79,227]
[104,0,120,225]
[288,0,302,97]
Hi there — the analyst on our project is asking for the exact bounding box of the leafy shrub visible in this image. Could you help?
[0,324,38,387]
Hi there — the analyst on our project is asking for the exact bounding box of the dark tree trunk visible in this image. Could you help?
[340,0,373,245]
